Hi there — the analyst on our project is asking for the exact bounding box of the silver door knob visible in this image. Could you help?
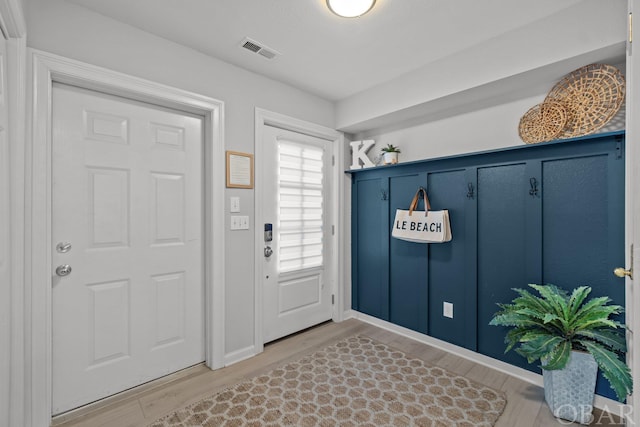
[55,264,72,277]
[264,246,273,258]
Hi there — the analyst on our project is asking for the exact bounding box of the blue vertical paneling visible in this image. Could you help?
[608,139,626,298]
[542,154,625,400]
[426,169,471,348]
[351,179,359,311]
[524,162,543,285]
[477,163,530,369]
[389,174,428,333]
[464,168,478,350]
[349,133,625,401]
[542,156,609,288]
[354,178,389,319]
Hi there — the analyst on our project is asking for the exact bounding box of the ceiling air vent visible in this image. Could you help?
[240,37,280,60]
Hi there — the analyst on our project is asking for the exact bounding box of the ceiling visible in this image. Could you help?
[66,0,587,102]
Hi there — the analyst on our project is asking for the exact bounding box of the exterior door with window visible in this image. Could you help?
[261,125,333,343]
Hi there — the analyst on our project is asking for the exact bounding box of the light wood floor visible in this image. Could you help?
[52,319,623,427]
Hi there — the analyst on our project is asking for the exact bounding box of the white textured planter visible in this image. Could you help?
[383,151,398,165]
[543,351,598,425]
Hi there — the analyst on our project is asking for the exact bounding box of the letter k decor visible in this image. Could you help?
[350,140,375,169]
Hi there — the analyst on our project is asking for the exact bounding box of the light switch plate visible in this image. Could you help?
[230,197,240,213]
[230,216,240,230]
[443,302,454,319]
[230,215,249,230]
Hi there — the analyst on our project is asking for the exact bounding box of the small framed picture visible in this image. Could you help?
[226,151,254,189]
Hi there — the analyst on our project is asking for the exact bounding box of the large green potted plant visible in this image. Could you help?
[490,284,632,424]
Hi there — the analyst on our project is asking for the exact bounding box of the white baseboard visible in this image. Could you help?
[342,309,356,320]
[223,345,257,367]
[352,311,624,415]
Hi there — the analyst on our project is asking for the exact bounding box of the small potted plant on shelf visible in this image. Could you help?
[380,144,400,165]
[489,284,632,425]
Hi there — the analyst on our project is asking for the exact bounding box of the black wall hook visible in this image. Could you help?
[529,177,538,197]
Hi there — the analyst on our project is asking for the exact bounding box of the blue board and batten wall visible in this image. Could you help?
[349,132,625,400]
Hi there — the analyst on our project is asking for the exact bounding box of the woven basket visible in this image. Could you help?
[518,101,567,144]
[545,64,625,138]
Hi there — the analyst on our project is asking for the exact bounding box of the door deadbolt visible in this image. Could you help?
[56,242,72,253]
[55,264,72,277]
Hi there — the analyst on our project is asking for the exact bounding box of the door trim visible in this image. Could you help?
[627,0,639,423]
[0,1,27,424]
[27,49,225,425]
[0,0,26,38]
[254,108,344,355]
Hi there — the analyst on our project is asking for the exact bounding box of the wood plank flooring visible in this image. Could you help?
[52,319,623,427]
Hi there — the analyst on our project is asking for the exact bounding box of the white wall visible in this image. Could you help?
[354,60,626,163]
[24,0,334,356]
[356,95,544,162]
[337,0,627,134]
[355,94,625,165]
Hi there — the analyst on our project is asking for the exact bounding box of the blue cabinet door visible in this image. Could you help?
[389,174,428,333]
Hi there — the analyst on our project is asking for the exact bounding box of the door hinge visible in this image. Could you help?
[332,294,335,305]
[630,13,633,44]
[616,140,623,159]
[332,225,335,235]
[615,244,634,280]
[631,243,634,280]
[332,155,335,166]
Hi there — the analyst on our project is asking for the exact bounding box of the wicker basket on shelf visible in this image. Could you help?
[518,101,567,144]
[544,63,625,138]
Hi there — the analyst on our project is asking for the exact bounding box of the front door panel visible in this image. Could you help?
[52,84,205,414]
[261,125,333,343]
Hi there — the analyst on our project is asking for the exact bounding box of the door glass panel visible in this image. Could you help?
[277,140,324,273]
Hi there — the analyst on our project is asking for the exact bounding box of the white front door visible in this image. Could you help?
[261,125,333,343]
[51,84,204,414]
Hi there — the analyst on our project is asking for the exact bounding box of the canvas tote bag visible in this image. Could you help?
[391,187,452,243]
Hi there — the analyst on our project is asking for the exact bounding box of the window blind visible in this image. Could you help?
[277,140,324,273]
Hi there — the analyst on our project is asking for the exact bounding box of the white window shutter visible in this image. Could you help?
[277,141,324,273]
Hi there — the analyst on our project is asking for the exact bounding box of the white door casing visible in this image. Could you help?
[0,33,10,427]
[0,1,27,425]
[261,125,333,343]
[28,50,225,426]
[627,1,639,424]
[254,109,344,354]
[51,84,205,414]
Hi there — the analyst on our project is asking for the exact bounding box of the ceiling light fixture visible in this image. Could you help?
[326,0,376,18]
